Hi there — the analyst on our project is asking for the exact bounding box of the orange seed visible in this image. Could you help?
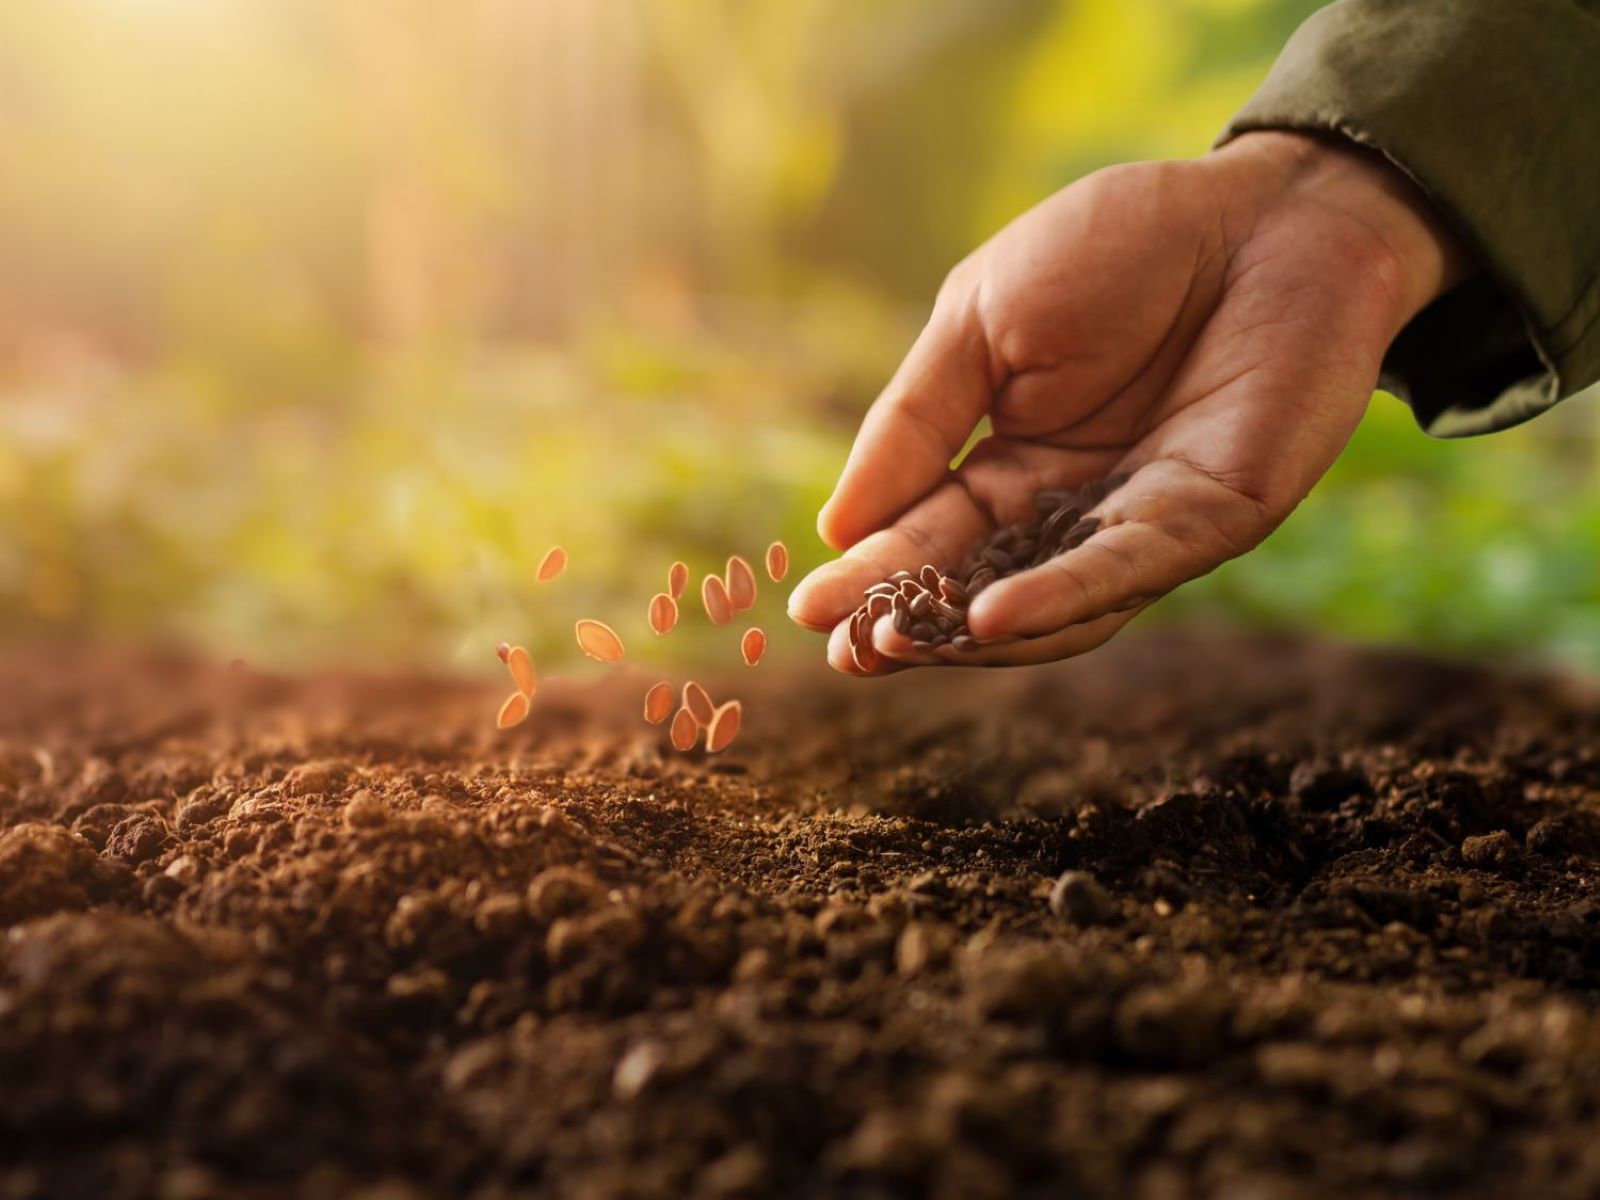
[765,541,789,582]
[740,628,766,666]
[497,692,530,729]
[669,706,698,752]
[702,575,733,626]
[706,700,743,753]
[643,682,674,724]
[648,592,679,636]
[506,645,536,696]
[668,561,689,600]
[537,546,568,582]
[574,619,626,662]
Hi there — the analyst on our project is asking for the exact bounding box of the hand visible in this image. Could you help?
[788,131,1473,672]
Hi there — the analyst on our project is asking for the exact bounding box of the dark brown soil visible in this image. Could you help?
[5,631,1600,1199]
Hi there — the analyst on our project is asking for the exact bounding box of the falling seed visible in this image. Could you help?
[702,575,734,626]
[766,541,789,582]
[706,700,743,753]
[496,642,511,663]
[497,692,530,729]
[682,681,714,726]
[740,627,766,666]
[506,645,536,696]
[669,706,698,751]
[668,561,689,600]
[537,546,568,582]
[726,556,758,612]
[575,619,626,662]
[648,593,679,636]
[643,682,674,724]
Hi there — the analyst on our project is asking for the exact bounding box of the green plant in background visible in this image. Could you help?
[0,0,1595,672]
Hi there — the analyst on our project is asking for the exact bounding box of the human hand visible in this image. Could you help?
[788,131,1473,672]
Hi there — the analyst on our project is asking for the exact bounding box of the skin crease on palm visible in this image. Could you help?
[787,130,1476,675]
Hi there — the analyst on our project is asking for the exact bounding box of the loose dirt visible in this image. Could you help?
[4,632,1600,1199]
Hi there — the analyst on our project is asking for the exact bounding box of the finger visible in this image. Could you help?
[826,615,912,677]
[788,481,991,632]
[816,298,994,550]
[965,458,1264,640]
[874,607,1141,668]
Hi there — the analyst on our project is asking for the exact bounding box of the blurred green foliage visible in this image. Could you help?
[0,0,1596,674]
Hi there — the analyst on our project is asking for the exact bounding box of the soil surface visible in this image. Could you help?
[5,631,1600,1199]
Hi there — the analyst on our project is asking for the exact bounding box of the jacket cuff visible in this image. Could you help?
[1218,0,1600,436]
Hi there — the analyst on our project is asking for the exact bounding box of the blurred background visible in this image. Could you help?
[2,0,1597,675]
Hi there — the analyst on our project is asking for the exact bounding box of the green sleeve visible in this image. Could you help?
[1219,0,1600,437]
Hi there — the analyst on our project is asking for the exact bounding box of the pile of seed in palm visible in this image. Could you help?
[491,541,789,754]
[846,474,1128,670]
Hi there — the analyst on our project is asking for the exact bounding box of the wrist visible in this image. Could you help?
[1214,130,1477,336]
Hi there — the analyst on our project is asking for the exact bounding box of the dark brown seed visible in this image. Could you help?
[867,593,893,620]
[930,633,949,647]
[981,547,1013,572]
[898,580,922,601]
[1061,517,1101,550]
[952,635,979,652]
[930,598,962,624]
[911,640,932,651]
[865,582,898,599]
[889,570,914,584]
[1040,504,1082,545]
[919,564,941,590]
[1011,539,1036,561]
[939,577,968,605]
[909,621,936,642]
[909,592,932,619]
[967,567,997,596]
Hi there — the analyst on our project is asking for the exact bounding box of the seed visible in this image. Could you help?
[668,561,689,599]
[919,564,941,590]
[669,706,699,752]
[648,593,679,636]
[866,592,893,620]
[1040,504,1082,546]
[506,645,536,696]
[967,567,997,596]
[726,555,758,612]
[865,582,898,599]
[496,642,511,663]
[952,635,979,652]
[889,570,913,584]
[765,541,789,582]
[741,627,767,666]
[682,681,715,726]
[537,546,568,582]
[702,575,734,626]
[705,700,743,753]
[574,619,625,662]
[497,691,530,730]
[939,577,967,605]
[643,682,674,724]
[911,640,932,651]
[909,592,932,619]
[850,611,881,672]
[909,621,936,642]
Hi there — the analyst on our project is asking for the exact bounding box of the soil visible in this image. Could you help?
[5,631,1600,1199]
